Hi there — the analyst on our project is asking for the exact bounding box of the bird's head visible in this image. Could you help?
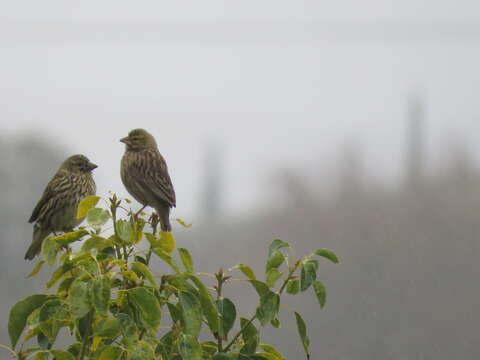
[120,128,157,151]
[61,154,98,174]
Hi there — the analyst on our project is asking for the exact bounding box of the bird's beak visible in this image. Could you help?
[120,136,130,145]
[87,162,98,171]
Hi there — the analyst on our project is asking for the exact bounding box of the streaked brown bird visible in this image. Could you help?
[120,128,176,232]
[25,154,97,260]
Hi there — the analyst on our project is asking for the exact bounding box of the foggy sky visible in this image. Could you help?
[1,1,480,221]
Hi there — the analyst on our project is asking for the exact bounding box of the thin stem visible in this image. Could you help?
[79,310,94,360]
[145,213,159,266]
[279,260,301,295]
[223,314,256,353]
[215,269,224,353]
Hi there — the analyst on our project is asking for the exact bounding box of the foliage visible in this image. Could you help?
[2,194,339,359]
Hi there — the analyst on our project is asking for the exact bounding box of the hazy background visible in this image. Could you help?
[1,1,480,359]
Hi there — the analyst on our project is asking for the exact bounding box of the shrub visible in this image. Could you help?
[2,194,339,360]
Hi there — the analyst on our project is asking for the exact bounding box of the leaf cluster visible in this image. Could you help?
[3,195,339,360]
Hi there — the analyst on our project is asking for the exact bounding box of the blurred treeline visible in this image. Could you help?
[1,123,480,359]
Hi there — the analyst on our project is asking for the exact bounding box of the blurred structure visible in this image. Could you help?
[0,135,66,346]
[405,92,426,189]
[183,96,480,359]
[200,141,225,222]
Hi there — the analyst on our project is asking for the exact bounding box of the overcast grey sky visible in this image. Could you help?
[1,1,480,221]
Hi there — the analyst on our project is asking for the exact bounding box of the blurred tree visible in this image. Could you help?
[0,134,66,346]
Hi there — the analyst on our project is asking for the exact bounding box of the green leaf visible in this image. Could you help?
[294,312,310,359]
[178,248,194,273]
[259,344,284,359]
[286,279,300,295]
[266,250,285,273]
[129,341,155,360]
[313,248,339,264]
[51,229,89,246]
[179,291,202,337]
[266,268,282,288]
[8,294,49,348]
[97,345,123,360]
[241,338,260,355]
[188,275,220,334]
[41,236,58,266]
[50,349,75,360]
[68,281,91,318]
[216,298,236,339]
[240,317,259,354]
[81,235,113,253]
[33,350,49,360]
[116,220,133,243]
[268,239,289,257]
[27,260,45,278]
[131,261,157,287]
[152,247,180,273]
[128,287,161,330]
[271,317,281,328]
[312,280,327,308]
[115,313,138,346]
[39,299,66,343]
[175,218,192,228]
[144,233,159,247]
[46,263,74,289]
[94,317,121,338]
[256,291,280,326]
[233,264,256,280]
[201,341,217,356]
[213,354,238,360]
[77,195,101,219]
[240,316,259,354]
[87,208,110,230]
[300,261,317,292]
[67,343,81,357]
[177,334,202,360]
[249,280,270,297]
[91,276,111,315]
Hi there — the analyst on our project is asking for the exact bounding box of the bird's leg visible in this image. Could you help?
[133,205,147,221]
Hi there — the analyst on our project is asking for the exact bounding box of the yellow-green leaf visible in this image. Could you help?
[50,349,75,360]
[178,248,194,273]
[27,261,45,278]
[51,229,89,246]
[175,218,192,228]
[97,345,123,360]
[313,248,339,264]
[131,262,157,286]
[232,264,256,280]
[159,231,176,253]
[77,195,101,219]
[41,236,58,266]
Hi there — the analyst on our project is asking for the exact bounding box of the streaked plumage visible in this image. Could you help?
[120,129,176,232]
[25,154,97,260]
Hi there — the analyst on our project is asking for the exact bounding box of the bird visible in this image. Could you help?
[120,128,176,232]
[25,154,97,260]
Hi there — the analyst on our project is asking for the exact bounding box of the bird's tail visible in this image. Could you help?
[24,225,50,260]
[156,204,172,232]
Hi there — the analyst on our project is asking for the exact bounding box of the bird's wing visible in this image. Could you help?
[29,171,69,223]
[140,150,176,207]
